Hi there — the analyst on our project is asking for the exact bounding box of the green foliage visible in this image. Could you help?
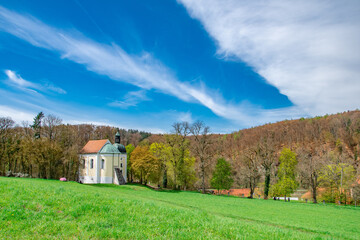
[271,148,298,198]
[131,146,161,185]
[233,132,241,140]
[211,158,233,191]
[278,148,298,180]
[270,177,298,198]
[125,144,135,159]
[31,112,44,139]
[319,163,356,189]
[149,142,172,188]
[177,153,197,189]
[320,188,340,203]
[2,178,360,239]
[165,127,196,190]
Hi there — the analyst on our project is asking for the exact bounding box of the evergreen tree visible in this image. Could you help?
[31,112,44,139]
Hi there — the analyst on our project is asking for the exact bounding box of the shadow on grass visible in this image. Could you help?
[84,182,186,194]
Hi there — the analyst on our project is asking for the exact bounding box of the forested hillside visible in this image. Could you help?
[143,110,360,203]
[216,110,360,203]
[1,110,359,204]
[0,112,151,180]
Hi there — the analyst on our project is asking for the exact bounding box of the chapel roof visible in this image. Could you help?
[100,143,121,154]
[113,143,127,153]
[80,139,109,154]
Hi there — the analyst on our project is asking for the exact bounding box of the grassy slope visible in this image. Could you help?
[1,178,359,239]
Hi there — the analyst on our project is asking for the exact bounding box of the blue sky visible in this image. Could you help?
[0,0,359,133]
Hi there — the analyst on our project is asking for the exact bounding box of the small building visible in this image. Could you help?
[79,132,127,184]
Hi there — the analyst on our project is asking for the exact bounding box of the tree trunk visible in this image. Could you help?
[173,166,177,190]
[163,168,167,188]
[311,173,318,203]
[249,177,254,198]
[264,170,271,199]
[201,163,205,194]
[13,158,17,173]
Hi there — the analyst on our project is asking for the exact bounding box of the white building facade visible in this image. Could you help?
[79,133,127,184]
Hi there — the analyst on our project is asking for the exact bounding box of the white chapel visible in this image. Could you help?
[79,132,127,184]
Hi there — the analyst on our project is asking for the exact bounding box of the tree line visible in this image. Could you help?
[0,112,150,180]
[130,111,360,204]
[1,110,360,204]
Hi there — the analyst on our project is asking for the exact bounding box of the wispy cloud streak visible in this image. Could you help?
[109,90,151,109]
[0,5,303,126]
[4,69,66,94]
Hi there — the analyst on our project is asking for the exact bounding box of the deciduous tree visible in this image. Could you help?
[211,158,233,193]
[131,146,161,185]
[190,120,212,193]
[149,142,171,188]
[256,136,275,199]
[271,148,298,201]
[297,146,327,203]
[241,148,261,198]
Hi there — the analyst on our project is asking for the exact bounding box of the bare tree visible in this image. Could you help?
[43,114,62,141]
[242,148,261,198]
[190,120,212,194]
[256,135,276,199]
[297,146,326,203]
[166,122,191,189]
[0,117,15,135]
[352,183,360,207]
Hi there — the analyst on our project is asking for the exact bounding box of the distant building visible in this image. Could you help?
[79,132,127,184]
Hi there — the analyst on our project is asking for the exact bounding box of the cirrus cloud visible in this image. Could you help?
[4,69,66,94]
[0,5,306,128]
[179,0,360,116]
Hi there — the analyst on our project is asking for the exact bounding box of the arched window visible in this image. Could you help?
[120,163,123,168]
[90,159,94,169]
[82,159,85,169]
[101,159,105,169]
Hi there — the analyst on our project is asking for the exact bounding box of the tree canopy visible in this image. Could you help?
[211,158,233,192]
[270,148,298,200]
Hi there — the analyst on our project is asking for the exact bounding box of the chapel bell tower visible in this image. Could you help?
[115,131,121,144]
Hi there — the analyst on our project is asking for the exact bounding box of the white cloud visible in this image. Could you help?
[44,83,67,94]
[0,105,35,123]
[109,90,151,109]
[178,112,193,123]
[4,69,67,94]
[0,5,307,127]
[5,69,34,88]
[179,0,360,116]
[0,102,167,133]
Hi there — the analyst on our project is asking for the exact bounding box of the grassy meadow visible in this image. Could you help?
[1,177,359,239]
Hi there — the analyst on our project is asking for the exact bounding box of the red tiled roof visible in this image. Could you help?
[80,139,108,154]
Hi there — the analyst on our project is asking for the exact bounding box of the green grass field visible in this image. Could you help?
[1,177,359,239]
